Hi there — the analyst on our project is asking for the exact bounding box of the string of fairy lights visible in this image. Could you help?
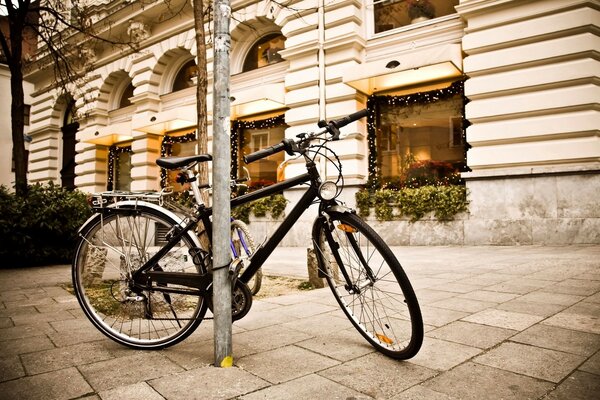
[365,79,470,190]
[230,114,285,179]
[107,145,132,190]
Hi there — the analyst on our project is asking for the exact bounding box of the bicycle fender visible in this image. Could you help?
[321,204,356,216]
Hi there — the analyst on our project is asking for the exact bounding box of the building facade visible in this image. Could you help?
[24,0,599,245]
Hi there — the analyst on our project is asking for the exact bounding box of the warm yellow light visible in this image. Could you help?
[232,98,286,118]
[85,133,134,146]
[136,118,196,134]
[346,61,462,94]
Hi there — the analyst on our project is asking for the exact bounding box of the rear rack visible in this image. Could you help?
[89,190,169,209]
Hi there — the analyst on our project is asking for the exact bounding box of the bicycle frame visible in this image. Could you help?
[123,159,324,294]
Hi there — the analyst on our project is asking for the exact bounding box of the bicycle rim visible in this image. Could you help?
[72,207,206,349]
[314,211,423,359]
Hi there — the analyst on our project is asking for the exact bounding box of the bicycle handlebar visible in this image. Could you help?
[243,109,368,164]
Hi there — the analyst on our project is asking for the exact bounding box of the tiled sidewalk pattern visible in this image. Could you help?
[0,245,599,399]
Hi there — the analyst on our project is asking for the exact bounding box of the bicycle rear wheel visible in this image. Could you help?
[231,220,262,295]
[72,206,207,349]
[313,210,423,359]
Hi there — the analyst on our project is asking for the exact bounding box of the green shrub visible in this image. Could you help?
[355,185,468,222]
[0,183,93,267]
[232,194,287,224]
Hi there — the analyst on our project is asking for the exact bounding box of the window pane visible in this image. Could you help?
[242,34,286,72]
[377,93,464,187]
[119,83,134,108]
[374,0,459,34]
[115,151,132,191]
[172,60,197,92]
[241,125,285,187]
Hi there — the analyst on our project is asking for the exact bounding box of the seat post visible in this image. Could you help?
[186,169,206,207]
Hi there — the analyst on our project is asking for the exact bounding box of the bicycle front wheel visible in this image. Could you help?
[72,206,207,349]
[313,211,423,359]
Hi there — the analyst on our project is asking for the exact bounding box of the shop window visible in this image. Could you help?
[172,60,197,92]
[231,114,286,189]
[159,131,197,190]
[367,81,467,189]
[374,0,459,34]
[242,34,286,72]
[107,145,132,191]
[119,82,135,108]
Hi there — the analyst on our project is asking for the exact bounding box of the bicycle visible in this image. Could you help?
[72,109,424,359]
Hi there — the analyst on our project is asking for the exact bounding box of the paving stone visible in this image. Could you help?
[79,352,184,391]
[578,351,600,375]
[390,385,457,400]
[545,371,600,399]
[296,327,374,361]
[232,323,314,358]
[474,342,585,383]
[429,296,496,313]
[281,311,352,335]
[21,341,114,375]
[462,308,543,331]
[496,300,566,317]
[150,365,268,399]
[543,303,600,334]
[99,382,165,400]
[319,352,437,398]
[0,317,13,328]
[457,290,519,303]
[545,279,600,296]
[3,296,55,310]
[411,289,456,305]
[517,290,585,306]
[409,337,481,371]
[429,282,483,294]
[0,335,55,357]
[511,324,600,356]
[428,321,516,349]
[46,325,106,347]
[237,345,339,384]
[0,356,25,382]
[240,373,373,400]
[275,301,338,319]
[160,339,213,370]
[420,305,469,328]
[233,308,299,331]
[0,367,93,400]
[584,292,600,304]
[459,272,514,286]
[485,279,551,295]
[0,305,39,318]
[422,361,553,399]
[0,322,56,341]
[10,310,76,326]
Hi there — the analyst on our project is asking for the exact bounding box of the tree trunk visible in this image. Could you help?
[193,0,210,204]
[5,8,28,197]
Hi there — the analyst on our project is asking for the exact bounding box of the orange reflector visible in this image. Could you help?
[337,223,357,233]
[376,333,394,345]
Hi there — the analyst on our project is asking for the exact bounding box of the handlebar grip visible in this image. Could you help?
[331,109,368,129]
[244,141,286,164]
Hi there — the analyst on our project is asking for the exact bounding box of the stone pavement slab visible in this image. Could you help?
[0,245,599,399]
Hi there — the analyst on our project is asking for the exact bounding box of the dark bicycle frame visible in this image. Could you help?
[123,159,326,296]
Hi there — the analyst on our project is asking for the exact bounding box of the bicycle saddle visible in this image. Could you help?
[156,154,213,169]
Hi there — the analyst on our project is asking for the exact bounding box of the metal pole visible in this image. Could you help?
[212,0,233,367]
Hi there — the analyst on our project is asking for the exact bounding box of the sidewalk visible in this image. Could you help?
[1,245,599,399]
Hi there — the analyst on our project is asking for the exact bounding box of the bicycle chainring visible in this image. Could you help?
[206,280,253,322]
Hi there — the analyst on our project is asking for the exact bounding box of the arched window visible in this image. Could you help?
[242,33,286,72]
[119,83,134,108]
[172,59,197,92]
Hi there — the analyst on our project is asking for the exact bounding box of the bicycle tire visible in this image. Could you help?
[72,205,207,349]
[231,219,262,295]
[313,210,423,359]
